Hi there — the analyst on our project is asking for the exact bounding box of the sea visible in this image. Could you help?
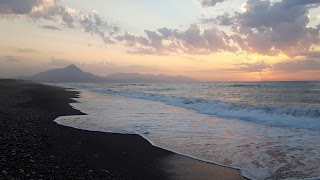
[53,81,320,180]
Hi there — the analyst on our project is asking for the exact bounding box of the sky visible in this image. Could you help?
[1,0,320,81]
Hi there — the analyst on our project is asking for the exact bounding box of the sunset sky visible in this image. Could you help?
[1,0,320,81]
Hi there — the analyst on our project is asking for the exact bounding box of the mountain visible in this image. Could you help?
[25,64,105,83]
[17,64,195,83]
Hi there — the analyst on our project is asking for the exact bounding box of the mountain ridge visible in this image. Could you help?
[17,64,195,83]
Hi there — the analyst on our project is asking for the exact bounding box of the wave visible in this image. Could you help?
[227,84,262,87]
[68,86,318,131]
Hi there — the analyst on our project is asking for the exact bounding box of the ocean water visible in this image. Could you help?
[53,82,320,179]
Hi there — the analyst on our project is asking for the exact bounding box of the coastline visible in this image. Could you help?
[0,79,245,180]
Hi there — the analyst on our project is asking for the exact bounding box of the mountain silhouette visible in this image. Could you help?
[18,64,195,83]
[28,64,104,83]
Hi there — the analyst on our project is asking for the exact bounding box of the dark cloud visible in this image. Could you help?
[0,0,120,45]
[273,59,320,72]
[234,58,320,72]
[199,0,226,7]
[229,0,320,55]
[210,58,320,73]
[1,56,21,62]
[41,25,61,30]
[0,0,43,14]
[122,0,320,56]
[1,0,319,57]
[202,12,235,26]
[78,12,119,44]
[296,51,320,59]
[117,24,237,55]
[28,2,120,44]
[16,48,40,54]
[201,18,217,25]
[234,59,320,72]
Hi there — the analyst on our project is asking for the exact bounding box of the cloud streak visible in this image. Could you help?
[273,59,320,72]
[16,48,40,54]
[236,61,271,72]
[199,0,226,7]
[1,56,21,62]
[41,25,61,30]
[232,59,320,73]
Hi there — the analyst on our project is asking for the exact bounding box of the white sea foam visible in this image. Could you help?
[62,83,320,131]
[55,90,320,180]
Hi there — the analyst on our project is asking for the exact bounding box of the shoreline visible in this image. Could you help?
[55,88,249,178]
[0,79,246,180]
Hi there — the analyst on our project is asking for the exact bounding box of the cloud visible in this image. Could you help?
[16,48,40,54]
[231,0,320,55]
[1,0,319,58]
[48,57,73,67]
[208,58,320,73]
[233,58,320,72]
[234,59,320,72]
[185,56,208,63]
[200,0,320,56]
[29,1,120,44]
[0,0,120,44]
[41,25,61,30]
[0,0,43,14]
[236,61,270,72]
[122,0,320,56]
[296,51,320,59]
[117,24,237,55]
[202,12,235,26]
[199,0,226,7]
[273,59,320,72]
[1,56,21,62]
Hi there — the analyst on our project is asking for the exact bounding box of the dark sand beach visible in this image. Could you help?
[0,79,245,180]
